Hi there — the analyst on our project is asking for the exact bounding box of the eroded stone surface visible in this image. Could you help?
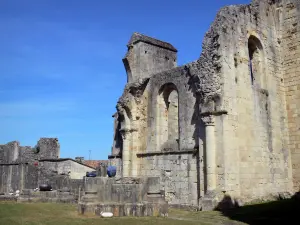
[0,139,96,199]
[79,177,168,217]
[109,0,300,210]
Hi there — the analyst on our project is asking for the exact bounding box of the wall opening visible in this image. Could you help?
[119,107,132,161]
[122,58,132,83]
[248,35,265,88]
[113,119,123,156]
[157,83,179,151]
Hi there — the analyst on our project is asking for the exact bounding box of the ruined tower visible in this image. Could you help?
[122,32,177,83]
[109,0,300,211]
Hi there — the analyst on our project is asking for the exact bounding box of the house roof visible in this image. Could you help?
[83,160,108,169]
[39,158,96,170]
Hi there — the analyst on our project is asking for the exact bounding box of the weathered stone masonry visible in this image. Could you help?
[0,138,95,196]
[109,0,300,210]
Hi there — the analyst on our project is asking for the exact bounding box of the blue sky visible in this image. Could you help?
[0,0,250,160]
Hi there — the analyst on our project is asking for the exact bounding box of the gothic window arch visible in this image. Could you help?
[248,35,266,88]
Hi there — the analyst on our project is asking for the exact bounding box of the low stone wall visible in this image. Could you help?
[79,176,168,217]
[79,202,168,217]
[0,195,17,202]
[0,163,38,193]
[0,162,84,199]
[0,139,91,198]
[18,189,76,203]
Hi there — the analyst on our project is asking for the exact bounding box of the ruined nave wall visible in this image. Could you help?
[138,154,199,207]
[134,66,204,207]
[114,0,300,206]
[216,0,293,201]
[115,59,205,206]
[281,0,300,191]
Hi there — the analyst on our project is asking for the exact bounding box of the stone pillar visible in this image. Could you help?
[120,130,131,177]
[201,115,216,192]
[130,130,139,177]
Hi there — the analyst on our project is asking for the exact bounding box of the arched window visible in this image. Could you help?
[157,83,179,151]
[248,36,265,88]
[167,90,179,140]
[122,58,133,83]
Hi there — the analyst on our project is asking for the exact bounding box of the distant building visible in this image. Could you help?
[0,138,96,193]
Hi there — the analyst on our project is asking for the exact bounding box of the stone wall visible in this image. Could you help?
[24,163,39,190]
[146,66,200,152]
[0,162,84,196]
[0,138,60,164]
[79,176,168,217]
[19,146,37,163]
[0,139,94,195]
[111,0,300,209]
[0,142,19,164]
[123,32,177,83]
[40,159,94,179]
[114,33,216,207]
[37,138,60,159]
[138,154,199,207]
[0,163,38,193]
[133,65,203,207]
[211,0,294,201]
[281,0,300,192]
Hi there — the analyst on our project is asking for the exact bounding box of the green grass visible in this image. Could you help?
[1,198,299,225]
[0,202,244,225]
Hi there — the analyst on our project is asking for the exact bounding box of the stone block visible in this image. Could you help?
[147,177,161,194]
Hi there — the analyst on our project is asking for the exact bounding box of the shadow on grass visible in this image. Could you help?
[215,192,300,225]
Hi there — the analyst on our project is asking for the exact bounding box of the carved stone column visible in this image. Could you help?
[201,115,216,192]
[120,130,131,177]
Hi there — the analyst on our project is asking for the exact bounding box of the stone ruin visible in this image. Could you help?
[101,0,300,212]
[0,138,97,203]
[79,177,168,217]
[2,0,300,217]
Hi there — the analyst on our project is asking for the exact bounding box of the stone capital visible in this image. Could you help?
[120,129,129,140]
[201,115,215,126]
[119,128,137,140]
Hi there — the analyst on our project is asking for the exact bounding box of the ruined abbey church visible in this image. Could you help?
[109,0,300,209]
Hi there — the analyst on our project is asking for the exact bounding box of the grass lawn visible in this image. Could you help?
[0,198,299,225]
[0,202,244,225]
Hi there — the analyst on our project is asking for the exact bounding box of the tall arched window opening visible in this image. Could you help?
[248,35,265,88]
[157,83,179,151]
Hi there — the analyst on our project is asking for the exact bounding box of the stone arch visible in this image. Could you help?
[156,83,179,151]
[248,35,266,88]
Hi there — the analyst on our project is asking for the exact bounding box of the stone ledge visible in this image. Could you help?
[17,197,76,204]
[136,149,197,157]
[200,110,228,117]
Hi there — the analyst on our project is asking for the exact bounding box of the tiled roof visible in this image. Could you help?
[83,160,108,169]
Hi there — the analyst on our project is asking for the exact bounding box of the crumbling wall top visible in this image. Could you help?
[37,138,60,159]
[127,32,177,52]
